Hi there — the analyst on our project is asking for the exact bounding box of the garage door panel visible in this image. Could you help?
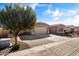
[34,27,47,35]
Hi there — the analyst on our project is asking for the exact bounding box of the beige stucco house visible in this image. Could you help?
[32,22,49,35]
[48,24,65,34]
[64,25,74,31]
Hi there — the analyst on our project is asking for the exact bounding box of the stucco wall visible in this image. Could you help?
[34,27,48,35]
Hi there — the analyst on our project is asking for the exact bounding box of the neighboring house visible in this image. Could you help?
[74,27,79,34]
[48,24,65,34]
[64,25,75,32]
[74,27,79,32]
[32,22,49,35]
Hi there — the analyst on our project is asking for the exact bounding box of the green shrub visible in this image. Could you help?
[75,29,79,35]
[64,29,70,36]
[11,44,20,52]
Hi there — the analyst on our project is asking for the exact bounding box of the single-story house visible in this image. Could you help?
[48,24,65,34]
[32,22,49,35]
[64,25,75,32]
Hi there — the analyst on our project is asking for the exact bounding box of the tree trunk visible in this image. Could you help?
[12,31,18,45]
[14,36,17,45]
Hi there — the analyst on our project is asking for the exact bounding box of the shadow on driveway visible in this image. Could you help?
[19,34,51,40]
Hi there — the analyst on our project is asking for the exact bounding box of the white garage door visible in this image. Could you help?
[34,27,47,35]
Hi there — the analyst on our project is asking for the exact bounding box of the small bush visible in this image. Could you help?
[75,29,79,35]
[11,44,20,52]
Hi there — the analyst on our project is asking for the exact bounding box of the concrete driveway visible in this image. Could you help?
[20,34,72,47]
[7,34,79,56]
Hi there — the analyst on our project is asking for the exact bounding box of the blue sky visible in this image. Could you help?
[0,3,79,26]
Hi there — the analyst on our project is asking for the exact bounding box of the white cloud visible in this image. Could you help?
[53,17,59,21]
[53,9,61,17]
[44,8,63,17]
[44,8,79,17]
[43,9,53,15]
[64,15,79,26]
[37,15,79,26]
[50,15,79,26]
[43,8,63,22]
[67,10,79,16]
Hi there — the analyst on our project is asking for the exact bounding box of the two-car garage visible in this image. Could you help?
[33,22,49,35]
[34,27,48,35]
